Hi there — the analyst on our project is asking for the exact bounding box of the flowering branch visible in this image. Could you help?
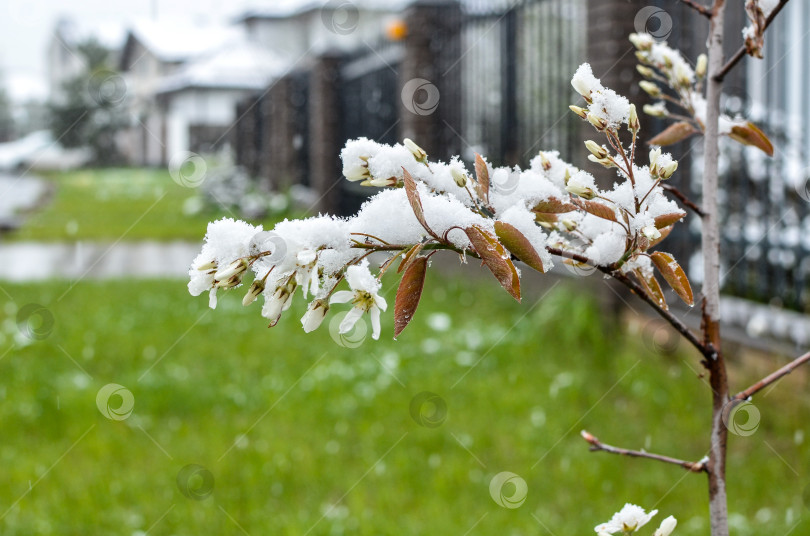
[716,0,791,79]
[581,430,707,473]
[732,350,810,401]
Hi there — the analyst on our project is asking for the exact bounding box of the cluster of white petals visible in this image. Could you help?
[595,504,677,535]
[188,62,686,339]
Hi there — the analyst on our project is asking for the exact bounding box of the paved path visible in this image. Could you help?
[0,173,48,225]
[0,241,199,281]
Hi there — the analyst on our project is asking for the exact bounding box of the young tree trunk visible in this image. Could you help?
[703,2,730,536]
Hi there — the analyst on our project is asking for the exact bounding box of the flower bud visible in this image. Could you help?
[629,32,653,51]
[569,105,588,119]
[649,147,662,173]
[538,152,552,171]
[588,154,614,168]
[653,516,677,536]
[214,258,248,283]
[301,299,329,333]
[643,103,668,118]
[450,167,468,187]
[562,218,578,232]
[196,260,217,271]
[586,113,607,131]
[628,104,639,130]
[565,178,596,200]
[242,278,265,306]
[696,54,708,78]
[403,138,427,163]
[584,140,609,159]
[642,225,662,240]
[661,160,678,179]
[636,65,655,78]
[344,164,370,182]
[639,81,661,97]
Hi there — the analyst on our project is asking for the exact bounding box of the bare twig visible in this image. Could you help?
[714,0,791,81]
[545,247,709,359]
[679,0,712,17]
[580,430,707,472]
[732,351,810,401]
[662,183,705,217]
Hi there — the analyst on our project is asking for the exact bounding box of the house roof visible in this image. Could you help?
[155,40,288,94]
[120,20,241,69]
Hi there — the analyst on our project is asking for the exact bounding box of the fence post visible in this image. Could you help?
[399,0,462,162]
[308,51,343,215]
[262,75,299,191]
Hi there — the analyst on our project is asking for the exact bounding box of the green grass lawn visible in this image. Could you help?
[0,276,807,535]
[10,168,300,242]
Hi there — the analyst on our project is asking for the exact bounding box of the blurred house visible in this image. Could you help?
[117,21,239,165]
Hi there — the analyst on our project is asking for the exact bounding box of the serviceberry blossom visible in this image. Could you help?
[329,261,387,340]
[188,62,694,341]
[595,503,658,534]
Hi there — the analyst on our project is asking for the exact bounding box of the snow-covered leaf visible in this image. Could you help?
[494,221,547,273]
[394,256,427,338]
[650,251,693,306]
[649,225,673,248]
[402,168,436,238]
[573,198,618,222]
[464,225,521,301]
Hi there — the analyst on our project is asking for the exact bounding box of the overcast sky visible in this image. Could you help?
[0,0,307,103]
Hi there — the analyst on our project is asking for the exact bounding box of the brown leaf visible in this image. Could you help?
[533,212,559,224]
[398,243,425,273]
[573,198,618,222]
[402,168,436,238]
[464,225,521,301]
[494,221,547,273]
[650,251,694,306]
[728,121,774,156]
[394,256,428,338]
[532,197,577,214]
[648,121,698,146]
[475,153,489,203]
[634,268,668,310]
[654,211,687,229]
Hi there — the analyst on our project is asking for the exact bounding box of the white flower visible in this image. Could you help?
[261,276,297,326]
[294,249,320,298]
[344,164,370,182]
[565,177,596,200]
[189,258,217,298]
[642,225,662,241]
[595,504,658,534]
[329,262,388,340]
[629,32,653,50]
[242,278,265,306]
[301,299,329,333]
[571,63,603,99]
[653,516,677,536]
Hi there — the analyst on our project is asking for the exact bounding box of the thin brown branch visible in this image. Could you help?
[733,350,810,400]
[662,183,705,217]
[581,430,707,472]
[545,247,709,359]
[714,0,791,81]
[679,0,712,17]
